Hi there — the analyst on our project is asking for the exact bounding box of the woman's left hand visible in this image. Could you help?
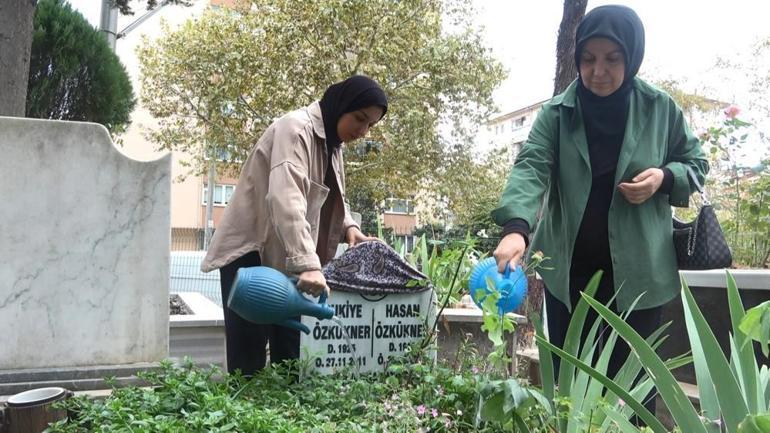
[345,226,379,248]
[617,168,664,204]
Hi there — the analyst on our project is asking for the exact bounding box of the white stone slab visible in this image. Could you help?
[300,290,436,374]
[439,307,527,324]
[680,269,770,290]
[0,117,170,370]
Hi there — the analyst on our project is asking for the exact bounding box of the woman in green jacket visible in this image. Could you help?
[491,4,708,407]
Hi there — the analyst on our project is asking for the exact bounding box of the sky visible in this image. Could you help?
[474,0,770,113]
[70,0,770,117]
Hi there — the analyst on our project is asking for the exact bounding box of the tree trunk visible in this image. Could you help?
[0,0,36,117]
[553,0,587,96]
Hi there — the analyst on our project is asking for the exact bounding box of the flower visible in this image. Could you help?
[456,409,463,416]
[431,408,439,418]
[724,104,741,119]
[471,366,480,374]
[416,404,426,416]
[618,398,626,407]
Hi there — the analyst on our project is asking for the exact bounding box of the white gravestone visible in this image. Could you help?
[301,290,436,374]
[0,117,170,370]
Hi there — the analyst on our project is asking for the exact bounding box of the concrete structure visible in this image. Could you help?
[170,292,225,367]
[300,290,436,374]
[382,197,418,250]
[113,0,229,249]
[479,99,547,161]
[0,117,170,370]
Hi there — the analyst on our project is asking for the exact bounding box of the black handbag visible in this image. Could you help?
[672,167,732,270]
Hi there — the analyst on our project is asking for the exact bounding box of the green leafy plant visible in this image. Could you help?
[565,271,770,433]
[406,233,484,305]
[474,251,547,374]
[699,107,770,268]
[739,300,770,357]
[48,357,496,433]
[531,271,688,433]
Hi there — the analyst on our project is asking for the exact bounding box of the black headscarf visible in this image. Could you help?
[574,5,645,176]
[319,75,388,151]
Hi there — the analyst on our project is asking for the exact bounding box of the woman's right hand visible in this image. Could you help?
[297,270,329,297]
[493,233,527,273]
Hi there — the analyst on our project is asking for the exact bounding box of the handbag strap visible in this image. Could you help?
[686,166,710,205]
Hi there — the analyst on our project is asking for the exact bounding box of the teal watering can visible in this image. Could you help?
[468,257,528,315]
[227,266,334,334]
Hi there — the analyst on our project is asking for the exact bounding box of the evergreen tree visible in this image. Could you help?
[25,0,135,133]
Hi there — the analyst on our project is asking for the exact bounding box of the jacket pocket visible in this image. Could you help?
[307,180,330,241]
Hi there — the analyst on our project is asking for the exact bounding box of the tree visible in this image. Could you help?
[553,0,587,95]
[0,0,36,117]
[0,0,189,117]
[649,77,722,127]
[110,0,192,15]
[26,0,135,133]
[137,0,505,212]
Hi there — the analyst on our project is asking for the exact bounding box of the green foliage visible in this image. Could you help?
[555,271,770,433]
[423,145,513,233]
[738,414,770,433]
[700,111,769,268]
[111,0,193,15]
[406,233,484,304]
[136,0,505,215]
[739,300,770,357]
[530,272,682,433]
[48,356,535,433]
[26,0,135,134]
[652,78,721,124]
[413,223,502,255]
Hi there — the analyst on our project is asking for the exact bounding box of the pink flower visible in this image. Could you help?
[618,399,626,407]
[724,105,741,119]
[416,404,426,416]
[471,366,480,374]
[431,408,439,418]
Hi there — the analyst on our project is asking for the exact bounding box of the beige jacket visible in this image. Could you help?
[201,101,359,274]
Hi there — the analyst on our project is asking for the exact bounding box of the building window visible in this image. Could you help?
[202,184,236,206]
[394,235,416,252]
[384,198,415,214]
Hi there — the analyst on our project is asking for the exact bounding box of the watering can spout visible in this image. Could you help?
[279,319,311,334]
[228,266,335,334]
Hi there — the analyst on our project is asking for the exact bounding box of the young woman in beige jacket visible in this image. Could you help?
[201,76,388,374]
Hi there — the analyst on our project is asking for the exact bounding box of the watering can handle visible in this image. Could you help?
[289,276,330,305]
[503,263,512,279]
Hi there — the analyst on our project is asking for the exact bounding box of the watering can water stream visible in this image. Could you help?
[228,266,335,334]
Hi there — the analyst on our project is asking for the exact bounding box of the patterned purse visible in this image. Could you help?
[672,167,733,270]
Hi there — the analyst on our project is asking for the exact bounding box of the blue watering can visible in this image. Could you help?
[227,266,334,334]
[468,257,528,314]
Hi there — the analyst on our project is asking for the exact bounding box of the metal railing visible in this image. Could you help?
[170,228,222,306]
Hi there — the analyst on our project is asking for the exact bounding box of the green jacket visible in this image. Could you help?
[492,78,709,311]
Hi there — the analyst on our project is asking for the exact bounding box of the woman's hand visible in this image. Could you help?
[297,270,328,297]
[493,233,527,273]
[345,226,378,248]
[617,168,664,205]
